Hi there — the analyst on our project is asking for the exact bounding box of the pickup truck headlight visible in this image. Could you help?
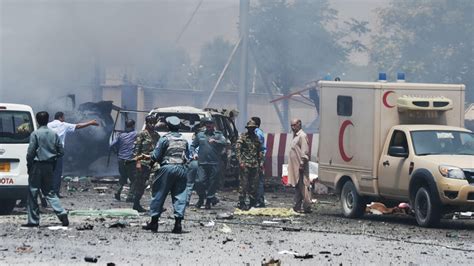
[439,165,466,179]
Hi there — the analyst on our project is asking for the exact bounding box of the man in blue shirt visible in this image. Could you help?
[110,119,137,202]
[251,117,266,207]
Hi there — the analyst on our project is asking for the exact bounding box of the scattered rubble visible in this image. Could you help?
[234,207,301,217]
[84,256,98,263]
[216,212,234,220]
[76,223,94,231]
[218,224,232,233]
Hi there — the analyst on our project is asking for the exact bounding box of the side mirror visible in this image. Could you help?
[388,146,408,158]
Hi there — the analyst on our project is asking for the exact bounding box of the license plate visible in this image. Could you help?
[0,162,10,172]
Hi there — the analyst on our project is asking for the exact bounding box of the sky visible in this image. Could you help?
[0,0,388,107]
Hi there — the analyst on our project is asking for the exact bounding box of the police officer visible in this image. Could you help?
[236,120,263,210]
[190,117,227,209]
[142,116,189,233]
[132,114,160,212]
[23,111,69,227]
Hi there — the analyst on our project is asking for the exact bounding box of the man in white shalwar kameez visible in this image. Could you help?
[287,119,312,213]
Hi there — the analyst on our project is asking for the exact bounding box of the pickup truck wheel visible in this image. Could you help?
[414,186,441,227]
[0,199,17,215]
[340,181,365,218]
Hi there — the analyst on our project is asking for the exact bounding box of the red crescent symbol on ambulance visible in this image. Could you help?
[383,91,395,108]
[338,120,353,162]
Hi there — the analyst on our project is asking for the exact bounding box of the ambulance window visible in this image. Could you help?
[389,130,408,151]
[337,96,352,116]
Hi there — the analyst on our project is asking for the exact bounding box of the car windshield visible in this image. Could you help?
[411,130,474,156]
[152,112,203,133]
[0,111,34,144]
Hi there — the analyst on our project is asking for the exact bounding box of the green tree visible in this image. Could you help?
[370,0,474,102]
[249,0,367,91]
[248,0,369,129]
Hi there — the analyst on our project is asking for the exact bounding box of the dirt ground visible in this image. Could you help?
[0,179,473,265]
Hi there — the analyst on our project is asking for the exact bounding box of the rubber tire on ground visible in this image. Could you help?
[340,181,365,218]
[0,199,17,215]
[414,186,441,227]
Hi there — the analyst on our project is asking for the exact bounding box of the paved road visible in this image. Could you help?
[1,182,473,265]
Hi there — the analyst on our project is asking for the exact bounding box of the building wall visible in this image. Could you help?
[102,85,318,133]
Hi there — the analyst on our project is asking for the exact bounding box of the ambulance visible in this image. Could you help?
[317,79,474,227]
[0,103,36,214]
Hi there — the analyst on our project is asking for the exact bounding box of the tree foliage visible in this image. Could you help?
[370,0,474,102]
[248,0,368,93]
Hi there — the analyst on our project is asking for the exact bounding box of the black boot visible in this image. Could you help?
[205,199,211,210]
[133,200,147,213]
[58,213,69,226]
[114,192,121,201]
[249,199,257,209]
[195,198,204,208]
[171,218,183,234]
[142,216,159,232]
[237,201,248,210]
[211,197,220,206]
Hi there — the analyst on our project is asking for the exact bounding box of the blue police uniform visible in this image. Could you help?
[143,116,189,233]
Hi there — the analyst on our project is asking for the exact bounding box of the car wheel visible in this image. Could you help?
[414,186,441,227]
[0,199,17,215]
[340,181,365,218]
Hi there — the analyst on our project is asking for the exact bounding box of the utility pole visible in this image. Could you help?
[93,55,102,102]
[238,0,249,130]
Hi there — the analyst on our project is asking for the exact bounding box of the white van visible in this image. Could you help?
[0,103,37,214]
[317,81,474,227]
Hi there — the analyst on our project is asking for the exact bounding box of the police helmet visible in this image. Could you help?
[165,116,181,127]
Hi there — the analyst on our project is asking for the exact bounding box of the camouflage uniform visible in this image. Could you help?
[236,130,263,207]
[132,129,160,207]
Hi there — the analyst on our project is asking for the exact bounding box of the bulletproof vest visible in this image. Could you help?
[162,133,188,165]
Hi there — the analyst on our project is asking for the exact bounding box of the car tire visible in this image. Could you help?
[0,199,17,215]
[340,181,365,218]
[414,186,441,227]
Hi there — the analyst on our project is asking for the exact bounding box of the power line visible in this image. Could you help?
[175,0,204,44]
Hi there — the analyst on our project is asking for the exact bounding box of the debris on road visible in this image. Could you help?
[200,220,215,227]
[76,223,94,231]
[48,226,70,231]
[222,237,233,244]
[69,209,139,218]
[294,253,314,259]
[262,221,279,224]
[365,202,410,215]
[452,212,473,220]
[261,258,281,266]
[93,187,108,193]
[278,250,299,255]
[218,224,232,233]
[216,212,234,220]
[282,227,301,232]
[319,251,331,255]
[84,256,98,263]
[108,220,129,228]
[234,207,301,217]
[15,244,33,254]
